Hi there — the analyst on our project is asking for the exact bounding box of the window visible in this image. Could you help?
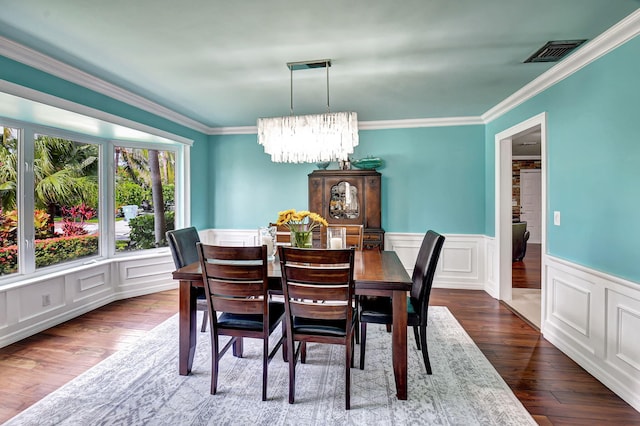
[114,146,176,252]
[33,134,100,270]
[0,116,187,284]
[0,126,19,277]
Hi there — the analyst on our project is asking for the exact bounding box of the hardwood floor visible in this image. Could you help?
[513,243,542,289]
[1,288,638,424]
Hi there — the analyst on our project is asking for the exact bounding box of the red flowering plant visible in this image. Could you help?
[59,203,96,237]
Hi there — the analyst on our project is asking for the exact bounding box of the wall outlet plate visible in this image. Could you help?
[554,211,561,226]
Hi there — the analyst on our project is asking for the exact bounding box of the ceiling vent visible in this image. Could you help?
[524,39,587,63]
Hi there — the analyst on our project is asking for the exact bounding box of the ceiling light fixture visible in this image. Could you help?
[257,59,358,163]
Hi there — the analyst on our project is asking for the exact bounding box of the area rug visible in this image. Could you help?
[5,307,535,425]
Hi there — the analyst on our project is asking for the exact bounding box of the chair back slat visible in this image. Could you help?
[203,261,265,281]
[207,279,265,298]
[290,302,349,320]
[286,282,350,302]
[211,296,264,315]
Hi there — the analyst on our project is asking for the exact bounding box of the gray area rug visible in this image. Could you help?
[6,307,535,425]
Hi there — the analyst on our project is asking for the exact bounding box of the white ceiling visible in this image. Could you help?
[0,1,638,129]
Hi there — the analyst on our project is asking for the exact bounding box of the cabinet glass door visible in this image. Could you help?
[329,181,360,219]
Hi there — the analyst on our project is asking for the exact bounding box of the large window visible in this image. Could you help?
[0,118,186,283]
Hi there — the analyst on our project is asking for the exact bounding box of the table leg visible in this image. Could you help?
[179,280,197,375]
[392,289,408,400]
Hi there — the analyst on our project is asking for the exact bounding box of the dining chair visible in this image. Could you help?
[278,246,357,409]
[166,227,208,332]
[197,243,286,401]
[320,224,364,249]
[269,222,292,246]
[358,230,445,373]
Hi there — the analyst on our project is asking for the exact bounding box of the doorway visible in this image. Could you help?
[494,113,546,331]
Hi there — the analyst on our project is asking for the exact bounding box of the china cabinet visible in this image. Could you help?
[308,170,384,250]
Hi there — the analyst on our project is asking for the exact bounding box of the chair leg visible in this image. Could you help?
[419,324,432,375]
[385,324,391,333]
[211,334,220,395]
[262,338,268,401]
[413,325,421,350]
[359,322,367,370]
[288,341,296,404]
[282,322,288,362]
[300,341,307,364]
[345,334,352,410]
[200,309,208,332]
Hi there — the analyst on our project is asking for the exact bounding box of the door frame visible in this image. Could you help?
[494,112,547,330]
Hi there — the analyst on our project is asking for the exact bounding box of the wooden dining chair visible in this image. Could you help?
[358,230,445,373]
[166,227,208,332]
[197,243,286,401]
[269,222,292,246]
[320,224,364,249]
[278,246,357,409]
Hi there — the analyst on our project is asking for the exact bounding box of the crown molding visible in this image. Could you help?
[0,36,210,134]
[358,116,483,130]
[208,125,257,135]
[482,9,640,123]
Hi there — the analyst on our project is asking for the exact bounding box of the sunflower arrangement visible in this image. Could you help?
[275,209,328,247]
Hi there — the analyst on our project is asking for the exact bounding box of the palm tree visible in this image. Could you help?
[0,127,18,210]
[33,136,99,231]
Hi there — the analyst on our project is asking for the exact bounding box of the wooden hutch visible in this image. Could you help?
[308,169,384,250]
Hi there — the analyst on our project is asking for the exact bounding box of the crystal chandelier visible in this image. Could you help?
[257,60,359,163]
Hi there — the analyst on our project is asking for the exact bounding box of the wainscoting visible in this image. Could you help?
[543,256,640,412]
[0,251,177,348]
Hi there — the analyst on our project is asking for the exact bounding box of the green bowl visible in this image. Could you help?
[351,157,383,170]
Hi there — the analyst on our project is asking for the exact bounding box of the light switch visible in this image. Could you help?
[553,211,561,226]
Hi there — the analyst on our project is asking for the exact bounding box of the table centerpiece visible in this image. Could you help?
[275,209,328,248]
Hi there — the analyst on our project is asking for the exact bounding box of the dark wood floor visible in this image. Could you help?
[1,288,638,424]
[513,243,542,289]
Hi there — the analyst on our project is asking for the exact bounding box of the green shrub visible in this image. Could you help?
[115,181,150,209]
[0,234,99,276]
[127,211,174,250]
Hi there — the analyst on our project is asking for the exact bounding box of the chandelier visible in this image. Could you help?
[257,59,359,163]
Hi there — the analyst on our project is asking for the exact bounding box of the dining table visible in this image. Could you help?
[172,249,412,400]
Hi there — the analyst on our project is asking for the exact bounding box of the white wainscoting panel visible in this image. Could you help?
[0,291,6,329]
[70,264,111,303]
[484,237,499,298]
[0,251,177,348]
[385,233,485,290]
[543,256,640,412]
[18,277,66,322]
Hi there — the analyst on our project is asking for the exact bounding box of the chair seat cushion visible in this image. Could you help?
[217,301,285,332]
[359,296,420,325]
[293,311,355,337]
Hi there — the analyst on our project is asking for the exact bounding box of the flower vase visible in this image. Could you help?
[290,230,313,248]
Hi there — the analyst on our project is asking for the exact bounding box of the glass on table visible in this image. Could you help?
[327,226,346,249]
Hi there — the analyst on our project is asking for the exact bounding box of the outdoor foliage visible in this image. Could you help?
[0,234,99,275]
[115,181,150,210]
[0,208,53,247]
[127,211,174,250]
[59,203,95,237]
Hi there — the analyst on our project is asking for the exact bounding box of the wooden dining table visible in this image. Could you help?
[172,249,412,400]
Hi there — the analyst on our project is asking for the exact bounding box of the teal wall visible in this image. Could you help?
[0,55,211,229]
[485,35,640,283]
[207,125,485,234]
